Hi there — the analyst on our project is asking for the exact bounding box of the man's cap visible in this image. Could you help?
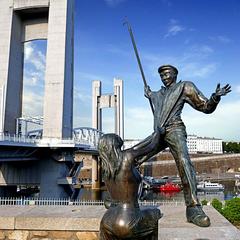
[158,65,178,75]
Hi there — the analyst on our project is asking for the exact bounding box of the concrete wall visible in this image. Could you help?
[0,230,99,240]
[142,154,240,177]
[0,230,98,240]
[22,17,48,42]
[13,0,49,9]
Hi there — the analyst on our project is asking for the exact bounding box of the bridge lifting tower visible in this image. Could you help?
[91,79,124,189]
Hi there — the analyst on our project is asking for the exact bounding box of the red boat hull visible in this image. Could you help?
[154,183,181,192]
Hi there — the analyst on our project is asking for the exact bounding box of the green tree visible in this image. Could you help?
[223,142,240,153]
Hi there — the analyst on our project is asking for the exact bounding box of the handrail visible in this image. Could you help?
[0,197,185,206]
[0,127,104,149]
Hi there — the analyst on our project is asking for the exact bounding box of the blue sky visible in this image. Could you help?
[23,0,240,141]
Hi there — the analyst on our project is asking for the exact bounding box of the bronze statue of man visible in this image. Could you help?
[144,64,231,227]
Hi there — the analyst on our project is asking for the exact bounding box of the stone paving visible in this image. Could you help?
[0,205,239,239]
[159,205,240,239]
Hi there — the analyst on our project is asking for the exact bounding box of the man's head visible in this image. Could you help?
[158,65,178,87]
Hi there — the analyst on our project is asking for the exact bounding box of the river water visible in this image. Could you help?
[78,180,240,202]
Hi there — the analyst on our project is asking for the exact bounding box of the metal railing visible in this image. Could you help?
[73,127,104,148]
[0,132,36,144]
[0,127,103,149]
[0,198,104,206]
[140,200,185,206]
[0,197,185,206]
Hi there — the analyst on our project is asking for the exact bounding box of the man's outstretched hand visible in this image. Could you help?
[215,83,231,97]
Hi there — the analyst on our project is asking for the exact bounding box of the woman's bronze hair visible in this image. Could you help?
[98,134,123,180]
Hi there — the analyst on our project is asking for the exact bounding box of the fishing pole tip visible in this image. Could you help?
[122,16,129,26]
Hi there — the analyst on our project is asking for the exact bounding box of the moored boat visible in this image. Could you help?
[197,181,224,191]
[153,182,181,192]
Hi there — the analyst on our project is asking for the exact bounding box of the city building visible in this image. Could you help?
[124,134,223,154]
[187,135,223,154]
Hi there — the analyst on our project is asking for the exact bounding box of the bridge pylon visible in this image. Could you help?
[92,79,124,189]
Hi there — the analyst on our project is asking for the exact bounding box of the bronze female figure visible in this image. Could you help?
[98,130,162,240]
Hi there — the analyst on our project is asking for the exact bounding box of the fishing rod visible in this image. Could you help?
[123,19,154,114]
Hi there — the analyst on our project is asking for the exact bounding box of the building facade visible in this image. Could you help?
[187,135,223,154]
[124,134,223,154]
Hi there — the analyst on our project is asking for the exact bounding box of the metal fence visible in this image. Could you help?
[0,129,101,148]
[0,198,104,206]
[0,197,185,206]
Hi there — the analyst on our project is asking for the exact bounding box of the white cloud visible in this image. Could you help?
[24,42,46,72]
[124,106,154,139]
[198,45,214,54]
[77,72,105,81]
[106,44,129,57]
[104,0,126,7]
[235,85,240,94]
[24,42,34,60]
[74,87,91,103]
[167,25,185,36]
[24,71,45,87]
[123,99,240,141]
[22,92,43,116]
[23,41,46,117]
[73,116,91,129]
[182,100,240,141]
[181,62,217,78]
[182,45,214,61]
[142,45,217,80]
[164,19,185,38]
[209,35,232,44]
[160,0,172,7]
[24,42,46,87]
[32,51,46,72]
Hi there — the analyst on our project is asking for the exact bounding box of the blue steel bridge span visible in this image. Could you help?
[0,128,103,199]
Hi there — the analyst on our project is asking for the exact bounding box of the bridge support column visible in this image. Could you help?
[39,156,71,198]
[92,156,101,189]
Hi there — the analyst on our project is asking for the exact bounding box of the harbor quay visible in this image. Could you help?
[141,153,240,178]
[0,204,239,240]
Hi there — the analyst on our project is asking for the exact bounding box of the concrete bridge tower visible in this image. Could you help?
[0,0,75,198]
[91,79,124,189]
[92,79,124,139]
[0,0,74,139]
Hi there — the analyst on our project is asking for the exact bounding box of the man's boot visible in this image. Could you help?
[186,205,210,227]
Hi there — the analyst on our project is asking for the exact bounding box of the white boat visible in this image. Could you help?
[197,181,224,191]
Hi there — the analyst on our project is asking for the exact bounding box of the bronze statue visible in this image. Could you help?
[144,64,231,227]
[98,130,163,240]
